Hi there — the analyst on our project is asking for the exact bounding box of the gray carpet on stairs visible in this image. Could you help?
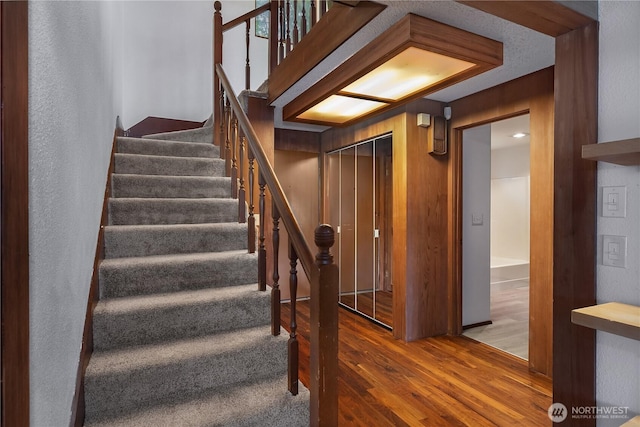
[84,127,308,426]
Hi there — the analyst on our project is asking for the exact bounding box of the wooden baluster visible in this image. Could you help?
[310,0,316,28]
[258,174,267,291]
[213,1,222,147]
[231,116,238,198]
[271,201,281,336]
[292,0,299,47]
[285,0,292,54]
[301,0,308,37]
[310,224,338,426]
[238,135,246,223]
[245,20,251,90]
[224,98,232,176]
[320,0,328,18]
[269,0,279,72]
[279,0,285,63]
[247,147,256,253]
[288,240,299,395]
[218,86,225,157]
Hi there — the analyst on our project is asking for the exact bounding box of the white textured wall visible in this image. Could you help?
[462,125,492,326]
[120,1,269,129]
[490,144,530,262]
[28,2,123,426]
[596,1,640,425]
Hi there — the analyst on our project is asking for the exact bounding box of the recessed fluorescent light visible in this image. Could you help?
[512,132,527,138]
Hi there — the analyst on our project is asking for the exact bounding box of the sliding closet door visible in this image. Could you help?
[339,147,356,311]
[356,143,375,319]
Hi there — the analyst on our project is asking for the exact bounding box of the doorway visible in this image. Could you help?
[461,114,531,360]
[326,133,393,329]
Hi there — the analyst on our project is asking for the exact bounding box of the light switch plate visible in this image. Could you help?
[602,235,627,268]
[471,213,483,226]
[602,186,627,218]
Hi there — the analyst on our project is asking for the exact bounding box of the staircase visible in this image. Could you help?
[83,126,309,426]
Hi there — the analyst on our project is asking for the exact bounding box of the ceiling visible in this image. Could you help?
[273,0,555,131]
[491,114,531,150]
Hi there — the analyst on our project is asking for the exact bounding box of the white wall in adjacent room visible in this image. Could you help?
[596,1,640,425]
[28,2,123,425]
[462,124,492,326]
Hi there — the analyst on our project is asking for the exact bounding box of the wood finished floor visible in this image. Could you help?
[463,279,530,360]
[281,301,552,426]
[339,290,393,327]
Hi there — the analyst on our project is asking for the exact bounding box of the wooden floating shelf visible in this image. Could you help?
[582,137,640,165]
[572,302,640,341]
[622,416,640,427]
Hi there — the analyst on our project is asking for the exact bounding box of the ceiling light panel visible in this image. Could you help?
[341,47,475,101]
[296,94,388,124]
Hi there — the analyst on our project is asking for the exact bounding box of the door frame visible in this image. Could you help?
[1,1,30,426]
[448,2,598,418]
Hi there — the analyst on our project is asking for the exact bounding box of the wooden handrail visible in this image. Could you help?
[222,2,270,32]
[216,62,338,426]
[216,64,315,276]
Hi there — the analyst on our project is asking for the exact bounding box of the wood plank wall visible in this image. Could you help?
[1,2,30,425]
[448,67,555,376]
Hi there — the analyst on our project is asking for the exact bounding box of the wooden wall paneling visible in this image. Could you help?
[275,128,320,153]
[552,22,598,422]
[267,1,386,103]
[456,1,594,37]
[1,2,30,425]
[448,67,555,376]
[403,99,449,340]
[528,81,555,377]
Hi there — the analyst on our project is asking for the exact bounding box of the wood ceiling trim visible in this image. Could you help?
[456,1,595,37]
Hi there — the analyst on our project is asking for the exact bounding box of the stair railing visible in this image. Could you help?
[216,63,339,427]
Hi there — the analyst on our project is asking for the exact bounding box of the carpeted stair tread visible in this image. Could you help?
[84,374,309,427]
[99,250,258,298]
[93,284,269,351]
[104,223,247,258]
[117,136,219,158]
[143,125,214,144]
[84,326,290,423]
[108,197,238,225]
[112,173,231,199]
[114,153,224,176]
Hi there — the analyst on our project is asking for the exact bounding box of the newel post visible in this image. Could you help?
[310,224,338,427]
[213,1,223,147]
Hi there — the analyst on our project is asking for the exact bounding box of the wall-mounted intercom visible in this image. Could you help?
[427,115,447,155]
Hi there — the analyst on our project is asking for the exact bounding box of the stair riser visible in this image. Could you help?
[84,337,286,422]
[99,254,258,298]
[108,199,237,225]
[93,290,269,351]
[114,153,224,177]
[111,175,232,199]
[104,225,247,258]
[117,137,219,158]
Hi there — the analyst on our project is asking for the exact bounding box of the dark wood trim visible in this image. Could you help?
[275,128,320,153]
[552,21,598,423]
[70,118,124,427]
[267,1,386,103]
[448,67,555,376]
[125,116,205,138]
[1,2,30,426]
[462,320,492,330]
[456,0,594,37]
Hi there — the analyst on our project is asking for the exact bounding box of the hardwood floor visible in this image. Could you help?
[339,290,393,328]
[463,279,530,359]
[282,300,552,426]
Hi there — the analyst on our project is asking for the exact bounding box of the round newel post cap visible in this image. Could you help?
[315,224,335,266]
[214,1,222,12]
